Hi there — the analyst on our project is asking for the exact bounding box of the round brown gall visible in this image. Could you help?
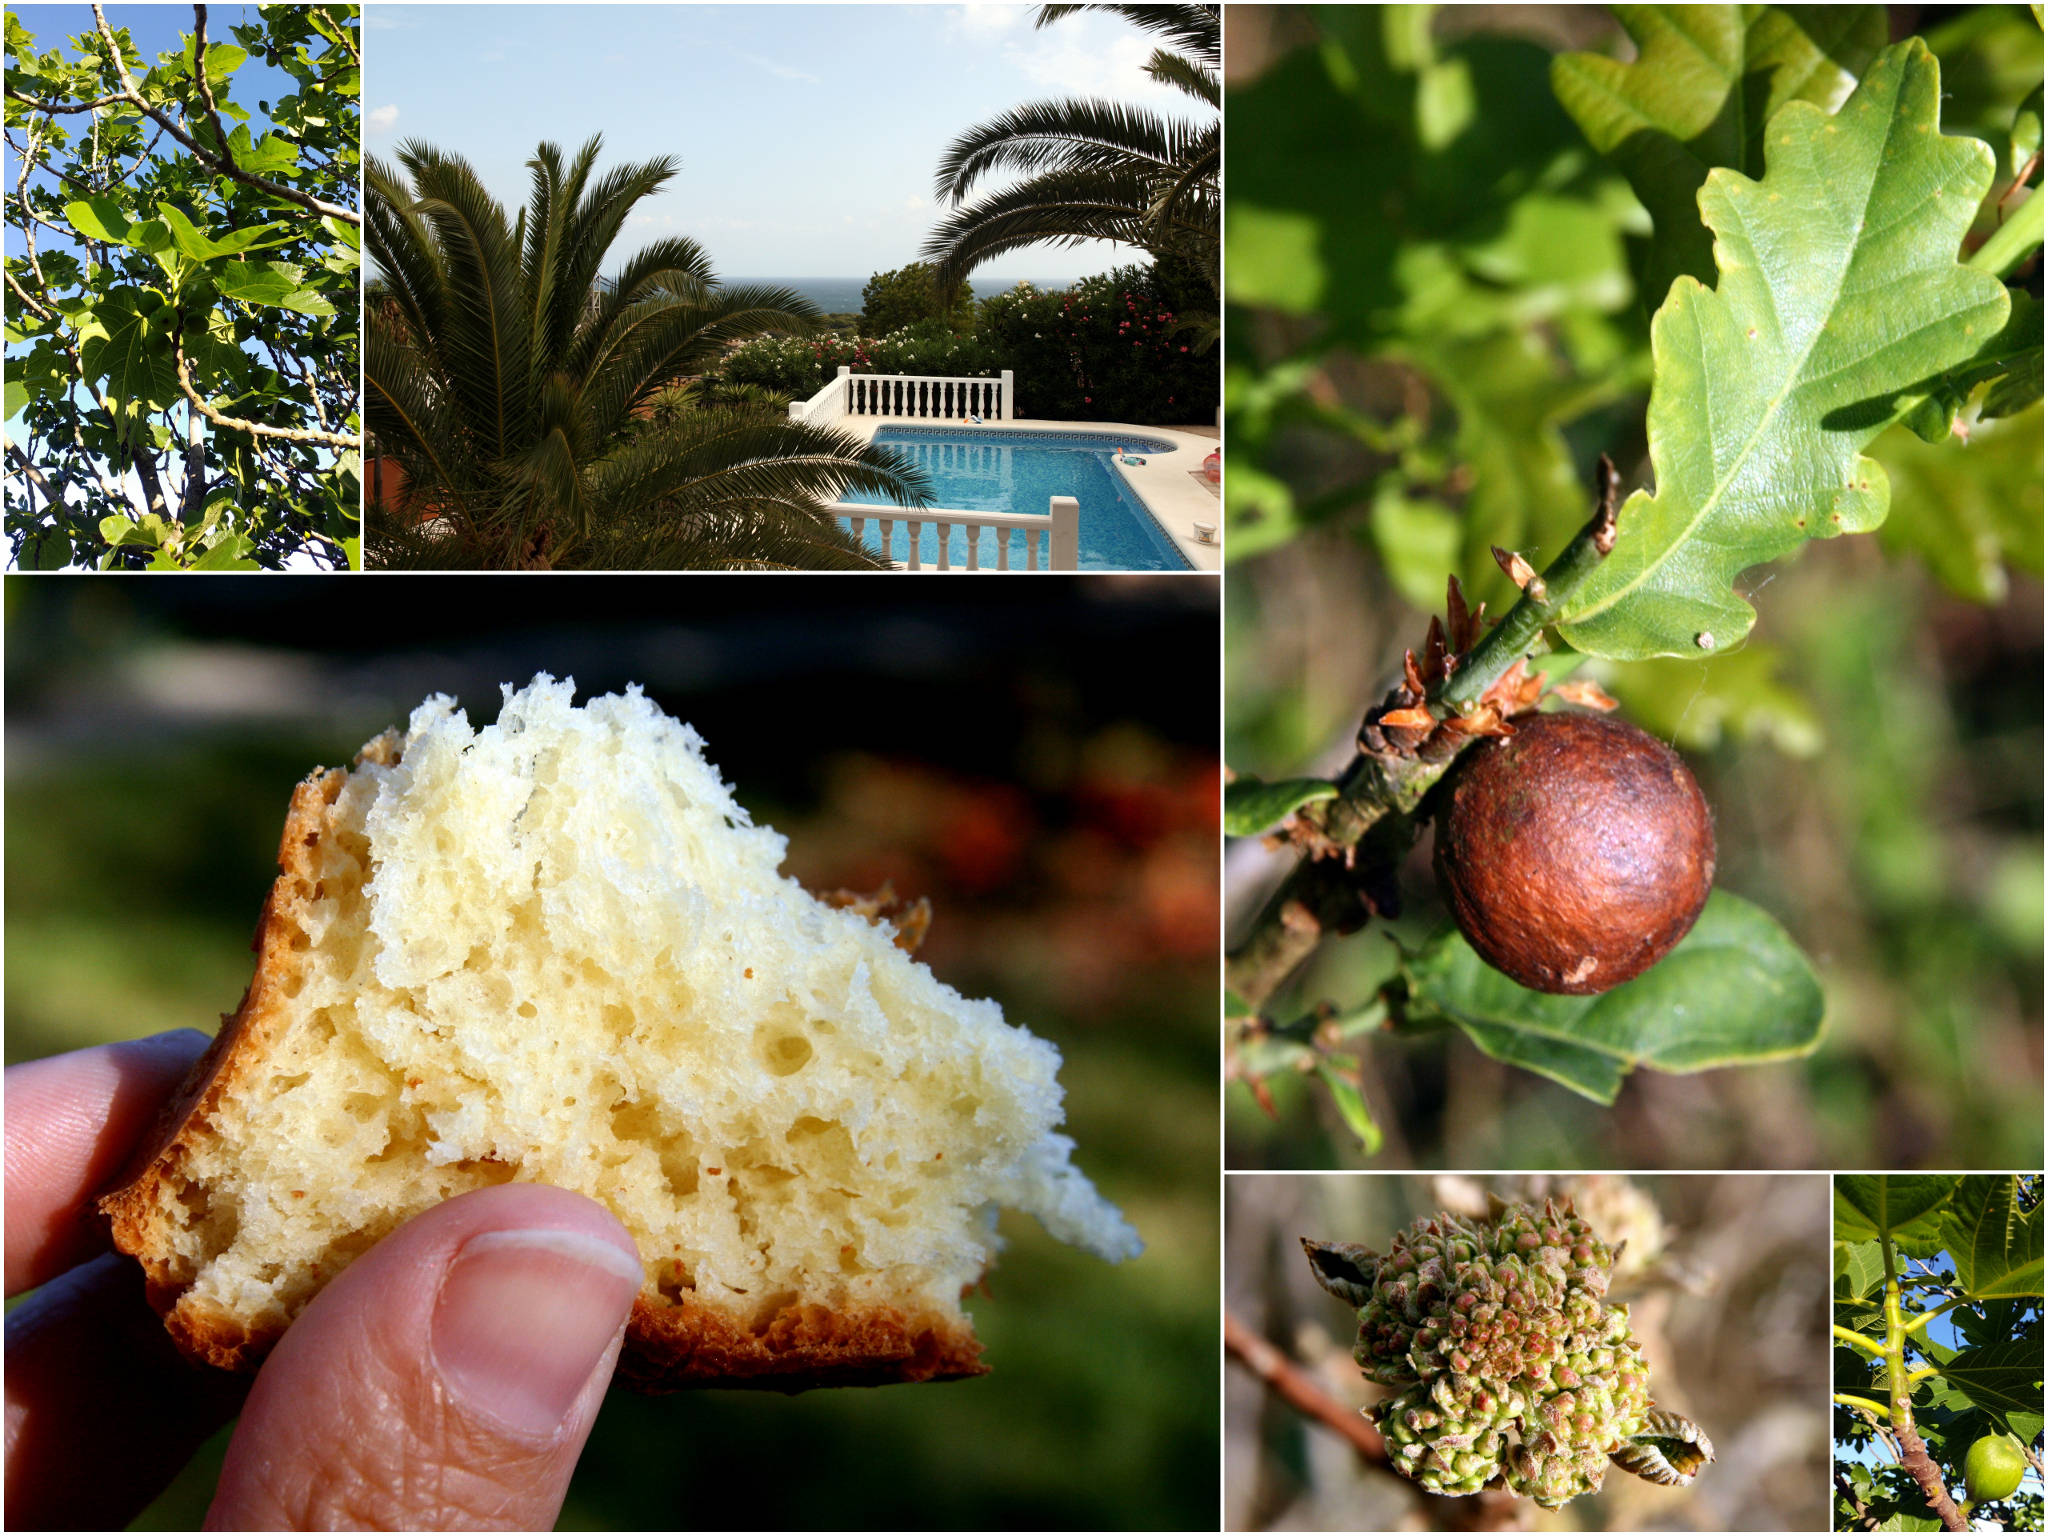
[1432,711,1715,995]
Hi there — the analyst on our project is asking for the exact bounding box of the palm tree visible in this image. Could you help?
[366,137,927,569]
[922,4,1219,297]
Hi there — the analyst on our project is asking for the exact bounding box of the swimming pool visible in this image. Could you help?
[844,426,1192,571]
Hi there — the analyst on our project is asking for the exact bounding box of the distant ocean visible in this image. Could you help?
[734,278,1074,315]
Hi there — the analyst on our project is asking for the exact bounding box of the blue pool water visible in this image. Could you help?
[844,426,1191,572]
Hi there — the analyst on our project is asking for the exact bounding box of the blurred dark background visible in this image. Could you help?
[3,574,1220,1531]
[1225,1173,1831,1532]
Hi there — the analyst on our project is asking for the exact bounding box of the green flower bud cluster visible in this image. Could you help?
[1305,1196,1659,1509]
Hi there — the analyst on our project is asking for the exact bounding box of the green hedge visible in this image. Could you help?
[705,264,1218,425]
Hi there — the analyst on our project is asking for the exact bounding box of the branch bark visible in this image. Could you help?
[1223,1308,1385,1463]
[1882,1243,1969,1532]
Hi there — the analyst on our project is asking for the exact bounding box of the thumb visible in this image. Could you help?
[206,1184,643,1531]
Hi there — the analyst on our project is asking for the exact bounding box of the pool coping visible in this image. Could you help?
[842,416,1221,573]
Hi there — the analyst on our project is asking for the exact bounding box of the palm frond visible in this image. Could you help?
[1143,46,1219,107]
[1036,3,1218,67]
[390,140,533,459]
[932,98,1196,202]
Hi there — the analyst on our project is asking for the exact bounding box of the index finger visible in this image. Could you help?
[5,1030,211,1295]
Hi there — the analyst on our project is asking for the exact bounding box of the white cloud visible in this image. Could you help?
[903,193,924,210]
[1008,31,1163,101]
[946,4,1030,40]
[366,104,399,135]
[735,50,819,85]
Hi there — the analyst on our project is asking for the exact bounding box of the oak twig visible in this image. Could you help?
[1436,455,1620,713]
[1969,185,2042,278]
[1224,458,1626,1012]
[1223,1309,1385,1463]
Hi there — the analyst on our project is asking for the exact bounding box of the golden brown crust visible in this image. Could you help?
[100,765,350,1345]
[97,758,988,1392]
[617,1295,986,1393]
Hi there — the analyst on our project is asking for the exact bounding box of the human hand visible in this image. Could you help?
[6,1030,645,1529]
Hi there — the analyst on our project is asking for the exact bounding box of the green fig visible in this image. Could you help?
[1964,1432,2028,1507]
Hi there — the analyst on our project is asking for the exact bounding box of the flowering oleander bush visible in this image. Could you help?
[978,265,1219,424]
[708,320,1001,401]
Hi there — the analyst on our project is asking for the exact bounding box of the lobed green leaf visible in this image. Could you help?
[1553,5,1888,310]
[1835,1174,1962,1253]
[1941,1175,2045,1299]
[1557,40,2013,660]
[1936,1339,2047,1419]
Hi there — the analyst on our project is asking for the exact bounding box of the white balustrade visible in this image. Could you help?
[832,494,1078,572]
[790,366,1014,426]
[788,370,847,427]
[843,367,1012,422]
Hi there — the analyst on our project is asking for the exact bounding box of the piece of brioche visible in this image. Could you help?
[100,676,1139,1390]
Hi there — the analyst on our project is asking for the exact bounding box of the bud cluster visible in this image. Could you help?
[1307,1196,1656,1508]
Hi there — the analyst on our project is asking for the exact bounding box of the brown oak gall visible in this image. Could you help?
[1432,711,1715,995]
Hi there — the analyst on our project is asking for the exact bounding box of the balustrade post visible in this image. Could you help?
[1025,528,1041,570]
[877,518,893,563]
[936,523,952,570]
[1000,368,1014,420]
[1049,495,1079,571]
[965,526,981,571]
[904,520,922,570]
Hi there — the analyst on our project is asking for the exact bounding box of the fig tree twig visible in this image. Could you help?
[1835,1469,1879,1531]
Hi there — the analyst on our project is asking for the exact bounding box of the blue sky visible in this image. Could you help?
[363,3,1203,283]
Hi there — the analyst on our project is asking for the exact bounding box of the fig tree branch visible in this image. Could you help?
[173,321,364,449]
[188,7,236,186]
[1880,1236,1968,1532]
[85,3,361,226]
[1901,1295,1971,1334]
